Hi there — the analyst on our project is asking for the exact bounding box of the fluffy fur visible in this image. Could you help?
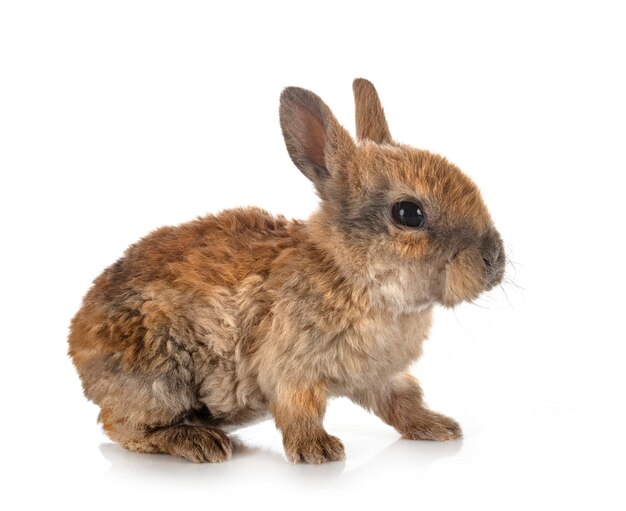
[68,79,504,464]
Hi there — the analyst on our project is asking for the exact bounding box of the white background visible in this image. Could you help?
[1,1,625,509]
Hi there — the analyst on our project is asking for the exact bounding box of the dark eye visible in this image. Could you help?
[392,201,425,228]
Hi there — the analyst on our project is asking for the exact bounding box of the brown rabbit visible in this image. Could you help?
[68,79,505,464]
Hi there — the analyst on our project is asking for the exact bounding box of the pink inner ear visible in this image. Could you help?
[296,104,327,170]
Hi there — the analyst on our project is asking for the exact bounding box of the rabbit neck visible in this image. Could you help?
[305,210,435,316]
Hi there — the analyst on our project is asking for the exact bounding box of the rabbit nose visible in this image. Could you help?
[481,229,505,287]
[482,242,500,269]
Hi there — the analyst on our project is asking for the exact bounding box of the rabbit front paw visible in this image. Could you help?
[401,412,463,441]
[284,433,346,464]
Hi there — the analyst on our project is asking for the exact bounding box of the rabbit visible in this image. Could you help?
[68,78,505,464]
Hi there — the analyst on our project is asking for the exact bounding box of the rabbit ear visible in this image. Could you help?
[280,87,355,191]
[353,78,393,144]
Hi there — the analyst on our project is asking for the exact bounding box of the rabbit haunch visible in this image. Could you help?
[69,79,504,464]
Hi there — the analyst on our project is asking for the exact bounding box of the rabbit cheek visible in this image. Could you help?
[442,249,485,307]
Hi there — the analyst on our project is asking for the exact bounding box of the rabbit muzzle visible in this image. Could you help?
[440,227,505,307]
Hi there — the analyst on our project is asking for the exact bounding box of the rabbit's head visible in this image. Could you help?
[280,79,504,312]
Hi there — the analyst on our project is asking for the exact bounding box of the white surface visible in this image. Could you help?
[1,1,625,510]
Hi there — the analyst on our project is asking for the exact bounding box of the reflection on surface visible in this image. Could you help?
[99,426,463,488]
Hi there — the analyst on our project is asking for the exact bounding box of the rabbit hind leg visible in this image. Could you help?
[100,407,233,463]
[93,356,233,463]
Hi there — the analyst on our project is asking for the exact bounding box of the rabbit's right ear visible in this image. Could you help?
[280,87,355,194]
[353,78,393,144]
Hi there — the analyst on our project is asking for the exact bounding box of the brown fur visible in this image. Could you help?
[353,78,393,144]
[68,79,504,463]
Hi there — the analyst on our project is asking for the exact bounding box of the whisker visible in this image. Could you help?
[499,283,514,309]
[452,307,471,333]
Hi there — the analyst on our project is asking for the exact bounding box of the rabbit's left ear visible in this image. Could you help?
[353,78,393,144]
[280,86,355,195]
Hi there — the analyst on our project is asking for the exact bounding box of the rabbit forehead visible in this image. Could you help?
[352,143,492,232]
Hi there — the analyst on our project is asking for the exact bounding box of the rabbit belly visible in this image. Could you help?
[181,278,270,425]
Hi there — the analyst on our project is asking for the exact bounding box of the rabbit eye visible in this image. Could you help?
[392,201,425,228]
